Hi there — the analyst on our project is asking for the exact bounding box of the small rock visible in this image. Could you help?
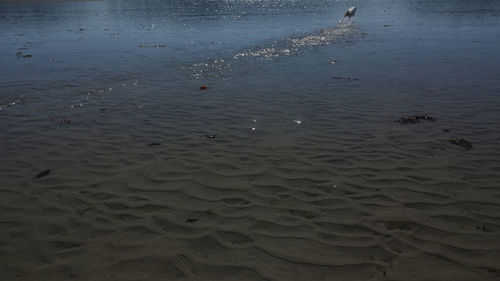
[205,134,216,139]
[185,218,198,223]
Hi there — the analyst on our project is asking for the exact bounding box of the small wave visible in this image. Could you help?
[0,94,23,111]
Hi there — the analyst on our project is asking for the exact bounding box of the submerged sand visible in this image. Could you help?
[1,75,499,281]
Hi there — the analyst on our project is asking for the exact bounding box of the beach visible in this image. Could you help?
[1,0,500,280]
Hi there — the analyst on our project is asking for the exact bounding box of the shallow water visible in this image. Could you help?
[1,0,500,280]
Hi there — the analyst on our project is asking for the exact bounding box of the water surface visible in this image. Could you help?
[1,0,500,280]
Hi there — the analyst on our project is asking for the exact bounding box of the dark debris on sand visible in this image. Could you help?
[185,218,198,223]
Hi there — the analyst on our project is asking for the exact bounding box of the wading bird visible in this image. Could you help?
[344,7,357,19]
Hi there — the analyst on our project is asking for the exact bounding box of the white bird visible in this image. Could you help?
[344,7,357,19]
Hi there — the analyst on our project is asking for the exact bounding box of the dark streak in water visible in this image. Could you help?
[34,169,51,179]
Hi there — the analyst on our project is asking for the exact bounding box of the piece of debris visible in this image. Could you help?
[146,142,161,147]
[205,134,216,139]
[34,169,51,179]
[397,115,435,124]
[329,60,337,64]
[198,85,208,91]
[442,129,450,132]
[449,137,472,150]
[383,24,390,27]
[138,44,148,48]
[185,218,198,223]
[293,120,303,125]
[59,119,71,124]
[154,44,166,48]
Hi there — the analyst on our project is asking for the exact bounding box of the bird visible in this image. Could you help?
[344,7,357,19]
